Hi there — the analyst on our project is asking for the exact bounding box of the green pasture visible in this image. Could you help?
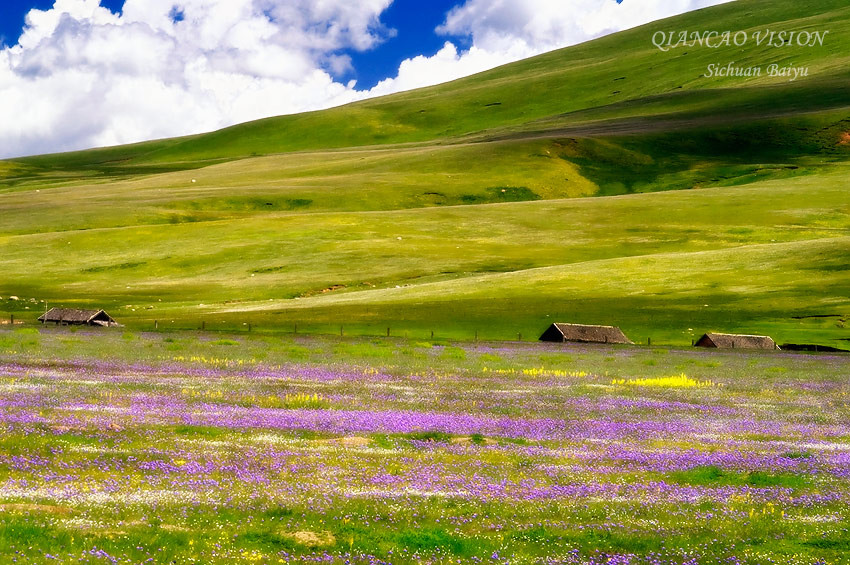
[3,169,848,346]
[1,0,849,347]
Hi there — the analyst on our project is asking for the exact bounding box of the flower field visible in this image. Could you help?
[0,329,849,564]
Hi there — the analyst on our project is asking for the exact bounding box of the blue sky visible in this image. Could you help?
[0,0,728,158]
[1,1,52,46]
[344,0,468,89]
[2,0,121,45]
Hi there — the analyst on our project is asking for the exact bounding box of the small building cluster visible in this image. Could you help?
[23,308,785,351]
[540,323,779,350]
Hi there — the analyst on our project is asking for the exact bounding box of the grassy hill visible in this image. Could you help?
[1,0,849,347]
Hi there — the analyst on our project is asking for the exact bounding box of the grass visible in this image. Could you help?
[0,0,849,348]
[669,466,810,489]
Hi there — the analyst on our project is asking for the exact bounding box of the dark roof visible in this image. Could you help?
[696,333,777,350]
[540,323,633,344]
[38,308,115,324]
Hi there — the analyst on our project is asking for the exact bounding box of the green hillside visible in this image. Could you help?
[1,0,849,347]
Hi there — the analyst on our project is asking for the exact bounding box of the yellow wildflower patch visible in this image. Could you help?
[522,368,590,378]
[611,374,716,388]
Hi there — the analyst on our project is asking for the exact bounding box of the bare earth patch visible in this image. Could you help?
[161,524,192,532]
[316,436,371,447]
[839,132,850,145]
[0,504,74,516]
[338,436,370,447]
[284,530,336,547]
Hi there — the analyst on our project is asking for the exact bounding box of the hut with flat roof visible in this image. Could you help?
[695,333,777,350]
[540,323,632,345]
[38,308,118,327]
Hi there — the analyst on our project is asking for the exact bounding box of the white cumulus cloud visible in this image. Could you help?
[0,0,732,159]
[0,0,391,158]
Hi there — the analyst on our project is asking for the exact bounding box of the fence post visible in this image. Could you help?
[294,323,298,334]
[431,330,434,339]
[154,320,158,330]
[10,314,14,326]
[647,337,651,346]
[201,321,205,331]
[518,333,522,341]
[387,327,390,337]
[340,326,344,337]
[248,323,252,333]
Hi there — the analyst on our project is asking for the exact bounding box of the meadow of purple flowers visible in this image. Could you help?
[0,328,848,564]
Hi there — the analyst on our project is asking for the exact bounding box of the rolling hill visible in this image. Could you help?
[1,0,849,347]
